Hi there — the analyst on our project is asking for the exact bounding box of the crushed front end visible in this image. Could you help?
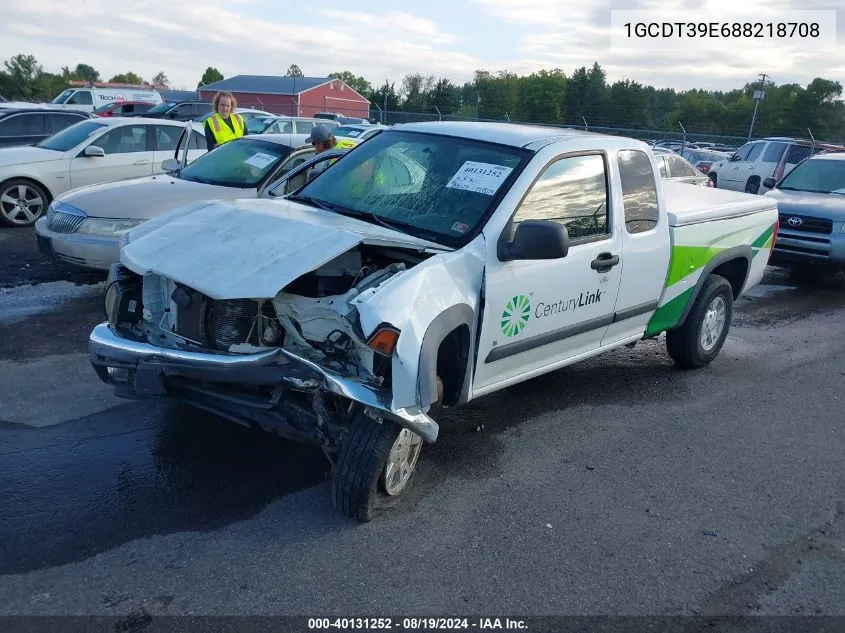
[90,248,439,458]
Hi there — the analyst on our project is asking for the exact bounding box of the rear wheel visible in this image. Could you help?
[666,274,733,368]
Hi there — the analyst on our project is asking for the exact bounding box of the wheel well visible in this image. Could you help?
[435,325,470,407]
[0,176,54,203]
[711,258,749,299]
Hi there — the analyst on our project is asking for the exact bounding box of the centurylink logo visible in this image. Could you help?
[501,294,531,337]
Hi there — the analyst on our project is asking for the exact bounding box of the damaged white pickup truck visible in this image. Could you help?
[90,121,779,521]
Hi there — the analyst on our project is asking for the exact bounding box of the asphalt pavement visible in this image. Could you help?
[0,226,843,621]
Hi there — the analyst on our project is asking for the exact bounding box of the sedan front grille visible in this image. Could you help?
[47,208,87,234]
[778,213,833,235]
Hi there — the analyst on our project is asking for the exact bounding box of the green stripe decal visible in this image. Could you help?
[665,246,726,287]
[646,288,694,336]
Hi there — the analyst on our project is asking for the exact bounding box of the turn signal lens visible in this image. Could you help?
[367,327,400,356]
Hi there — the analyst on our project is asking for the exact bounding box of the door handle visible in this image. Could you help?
[591,252,620,272]
[133,160,150,165]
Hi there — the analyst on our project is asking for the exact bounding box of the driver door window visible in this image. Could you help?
[67,91,93,105]
[70,125,155,188]
[268,154,337,197]
[512,153,610,242]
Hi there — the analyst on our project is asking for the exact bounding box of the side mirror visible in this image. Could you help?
[763,177,776,189]
[729,154,741,162]
[84,145,105,157]
[498,219,570,262]
[161,158,181,172]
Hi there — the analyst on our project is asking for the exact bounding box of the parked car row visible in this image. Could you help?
[1,117,206,227]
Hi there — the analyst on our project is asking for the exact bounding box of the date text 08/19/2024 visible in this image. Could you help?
[307,617,529,630]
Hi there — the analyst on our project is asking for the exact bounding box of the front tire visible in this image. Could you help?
[331,412,423,522]
[0,178,49,227]
[666,274,734,368]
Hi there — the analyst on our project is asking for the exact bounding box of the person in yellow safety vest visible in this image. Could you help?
[204,91,245,151]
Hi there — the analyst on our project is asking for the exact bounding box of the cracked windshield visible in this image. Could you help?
[293,131,528,243]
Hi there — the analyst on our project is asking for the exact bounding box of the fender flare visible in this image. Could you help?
[675,245,752,327]
[417,304,476,408]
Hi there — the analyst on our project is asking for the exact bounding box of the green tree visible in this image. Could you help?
[152,71,169,87]
[328,71,372,96]
[429,78,461,114]
[517,69,566,123]
[368,80,400,114]
[109,72,144,85]
[400,72,435,112]
[285,64,303,78]
[4,54,42,99]
[198,66,224,88]
[561,66,588,122]
[58,63,101,84]
[33,72,68,101]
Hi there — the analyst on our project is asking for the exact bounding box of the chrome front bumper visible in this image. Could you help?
[88,323,439,442]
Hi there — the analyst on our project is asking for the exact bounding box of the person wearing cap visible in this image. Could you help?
[304,124,357,180]
[306,124,357,155]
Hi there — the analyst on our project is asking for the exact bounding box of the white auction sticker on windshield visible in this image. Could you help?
[446,161,513,196]
[244,152,276,169]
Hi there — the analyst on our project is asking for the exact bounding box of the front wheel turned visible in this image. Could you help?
[331,412,424,522]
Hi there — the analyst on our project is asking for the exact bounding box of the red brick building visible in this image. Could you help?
[197,75,370,118]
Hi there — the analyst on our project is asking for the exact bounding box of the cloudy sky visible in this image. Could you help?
[1,0,842,93]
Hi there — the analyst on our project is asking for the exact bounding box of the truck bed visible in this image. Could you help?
[663,181,778,227]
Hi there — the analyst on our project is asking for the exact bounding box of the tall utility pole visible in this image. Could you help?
[748,73,770,141]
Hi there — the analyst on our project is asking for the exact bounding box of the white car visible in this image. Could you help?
[707,137,845,194]
[331,123,389,145]
[90,121,777,521]
[0,117,206,227]
[34,134,316,270]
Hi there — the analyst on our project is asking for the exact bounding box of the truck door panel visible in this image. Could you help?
[473,151,624,392]
[601,148,671,346]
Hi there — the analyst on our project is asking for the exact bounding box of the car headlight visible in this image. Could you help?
[75,217,145,237]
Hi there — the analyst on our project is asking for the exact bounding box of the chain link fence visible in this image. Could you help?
[309,102,841,151]
[371,109,750,150]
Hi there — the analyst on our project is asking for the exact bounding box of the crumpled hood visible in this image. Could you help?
[58,175,244,219]
[0,145,65,167]
[765,188,845,220]
[121,197,448,300]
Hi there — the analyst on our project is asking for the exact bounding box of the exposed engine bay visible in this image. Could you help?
[108,244,433,381]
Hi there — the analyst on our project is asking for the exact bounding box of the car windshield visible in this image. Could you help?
[777,157,845,194]
[693,150,729,162]
[179,138,295,188]
[333,126,366,138]
[52,89,74,104]
[93,103,114,114]
[146,102,176,114]
[289,130,529,246]
[247,117,277,134]
[35,120,108,151]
